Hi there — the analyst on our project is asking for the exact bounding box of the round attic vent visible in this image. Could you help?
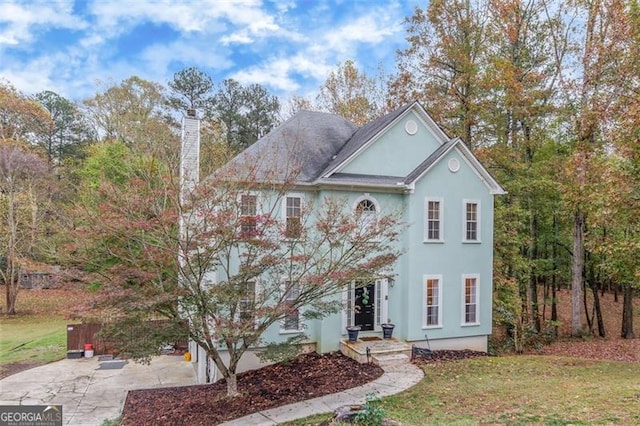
[405,120,418,135]
[448,158,460,173]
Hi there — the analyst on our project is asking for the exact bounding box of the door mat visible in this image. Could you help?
[359,336,382,341]
[96,360,127,370]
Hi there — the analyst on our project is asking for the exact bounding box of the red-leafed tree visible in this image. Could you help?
[77,147,403,396]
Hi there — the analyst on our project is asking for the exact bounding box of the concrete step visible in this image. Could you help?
[372,353,410,366]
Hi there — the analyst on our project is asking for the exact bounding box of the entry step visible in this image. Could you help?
[372,353,410,366]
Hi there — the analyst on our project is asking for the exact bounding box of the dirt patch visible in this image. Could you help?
[0,361,40,380]
[120,351,383,425]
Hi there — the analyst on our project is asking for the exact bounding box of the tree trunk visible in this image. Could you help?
[621,284,634,339]
[571,211,585,335]
[583,279,592,333]
[5,188,18,315]
[226,372,239,396]
[528,213,540,332]
[588,259,605,337]
[5,266,18,315]
[592,286,605,337]
[551,215,558,338]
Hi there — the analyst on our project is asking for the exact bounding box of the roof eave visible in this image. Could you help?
[313,179,411,193]
[405,137,506,195]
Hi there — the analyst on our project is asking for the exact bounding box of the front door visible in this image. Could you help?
[354,282,376,331]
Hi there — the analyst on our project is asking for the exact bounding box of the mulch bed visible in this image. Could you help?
[120,351,383,425]
[411,349,489,365]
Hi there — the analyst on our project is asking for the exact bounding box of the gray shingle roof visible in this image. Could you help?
[219,110,357,182]
[404,138,458,184]
[216,102,508,194]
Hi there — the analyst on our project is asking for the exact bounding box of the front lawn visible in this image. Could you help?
[0,284,92,378]
[0,315,68,371]
[287,355,640,425]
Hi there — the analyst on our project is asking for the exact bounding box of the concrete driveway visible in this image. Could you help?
[0,355,196,426]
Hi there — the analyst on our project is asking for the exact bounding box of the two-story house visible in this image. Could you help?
[182,101,504,382]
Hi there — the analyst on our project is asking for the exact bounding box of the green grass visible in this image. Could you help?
[0,285,92,376]
[0,315,68,370]
[285,355,640,425]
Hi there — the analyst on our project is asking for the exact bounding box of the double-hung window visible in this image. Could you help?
[238,280,255,324]
[240,194,257,237]
[284,195,302,239]
[423,275,442,328]
[463,274,479,325]
[463,200,480,242]
[424,197,444,242]
[282,281,301,332]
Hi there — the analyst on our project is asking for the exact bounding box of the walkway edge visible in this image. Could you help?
[219,362,424,426]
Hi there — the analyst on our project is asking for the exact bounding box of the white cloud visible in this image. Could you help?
[322,10,401,55]
[86,0,280,40]
[232,54,333,92]
[0,0,412,102]
[230,4,405,96]
[0,0,86,47]
[140,38,235,78]
[220,31,253,45]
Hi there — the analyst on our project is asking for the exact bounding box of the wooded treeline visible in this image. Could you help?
[1,0,637,346]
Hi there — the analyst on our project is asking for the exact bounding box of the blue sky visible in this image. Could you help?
[0,0,418,102]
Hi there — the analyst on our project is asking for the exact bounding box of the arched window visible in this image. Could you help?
[354,196,378,235]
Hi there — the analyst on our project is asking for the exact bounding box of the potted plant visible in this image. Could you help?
[381,323,395,339]
[346,325,361,343]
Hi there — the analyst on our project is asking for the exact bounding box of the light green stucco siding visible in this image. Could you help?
[340,111,442,177]
[401,149,494,343]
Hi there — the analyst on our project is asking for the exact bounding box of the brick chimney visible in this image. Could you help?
[180,110,200,203]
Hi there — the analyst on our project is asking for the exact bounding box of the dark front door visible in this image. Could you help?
[354,282,375,331]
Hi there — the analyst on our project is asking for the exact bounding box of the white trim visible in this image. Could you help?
[239,192,259,236]
[281,192,304,240]
[424,197,444,243]
[380,279,389,324]
[351,193,381,212]
[461,274,480,326]
[462,199,481,243]
[422,274,443,329]
[342,280,387,332]
[342,286,350,332]
[352,193,380,238]
[237,279,257,327]
[405,120,418,135]
[279,280,304,333]
[448,157,460,172]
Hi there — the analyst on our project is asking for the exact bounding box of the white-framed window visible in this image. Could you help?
[463,200,481,242]
[423,275,442,328]
[462,274,480,325]
[353,194,380,236]
[424,197,444,242]
[240,194,258,237]
[281,281,301,332]
[238,280,255,324]
[283,194,302,239]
